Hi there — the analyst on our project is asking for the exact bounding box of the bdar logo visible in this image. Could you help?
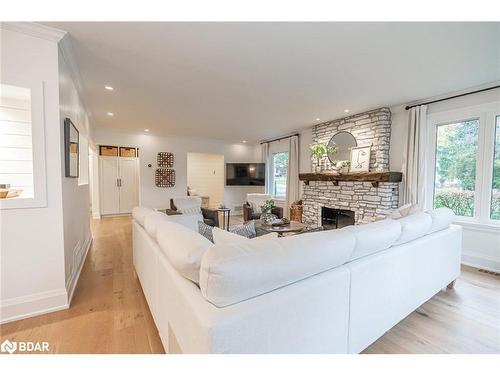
[1,339,17,354]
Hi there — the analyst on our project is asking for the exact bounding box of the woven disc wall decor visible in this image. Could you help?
[157,152,174,168]
[155,168,175,187]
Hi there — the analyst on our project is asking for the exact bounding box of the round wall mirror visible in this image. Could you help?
[327,131,357,163]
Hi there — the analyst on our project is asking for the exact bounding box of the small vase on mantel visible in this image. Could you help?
[314,164,322,173]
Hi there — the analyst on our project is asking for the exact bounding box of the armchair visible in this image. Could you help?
[170,197,219,227]
[243,193,283,222]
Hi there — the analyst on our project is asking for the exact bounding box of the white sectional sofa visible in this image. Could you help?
[132,206,461,354]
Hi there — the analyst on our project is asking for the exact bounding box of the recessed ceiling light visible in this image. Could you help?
[104,86,114,91]
[316,118,320,121]
[107,112,114,117]
[144,129,150,132]
[344,109,350,113]
[242,140,247,143]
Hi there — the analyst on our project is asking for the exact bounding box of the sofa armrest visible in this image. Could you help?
[271,206,283,219]
[243,203,253,222]
[201,207,219,226]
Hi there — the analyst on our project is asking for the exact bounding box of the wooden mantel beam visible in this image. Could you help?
[299,171,403,186]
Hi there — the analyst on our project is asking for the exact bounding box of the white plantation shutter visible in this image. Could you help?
[0,84,34,198]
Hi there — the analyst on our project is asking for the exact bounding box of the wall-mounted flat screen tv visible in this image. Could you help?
[226,163,265,186]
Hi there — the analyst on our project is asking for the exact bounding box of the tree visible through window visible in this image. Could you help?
[491,116,500,220]
[272,152,288,198]
[433,119,479,217]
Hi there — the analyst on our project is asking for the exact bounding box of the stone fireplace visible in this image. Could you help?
[301,107,400,226]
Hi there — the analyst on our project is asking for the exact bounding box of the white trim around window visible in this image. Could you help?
[0,81,48,210]
[426,101,500,228]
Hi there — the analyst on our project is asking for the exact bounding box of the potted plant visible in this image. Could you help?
[260,199,278,225]
[336,160,351,174]
[310,143,337,173]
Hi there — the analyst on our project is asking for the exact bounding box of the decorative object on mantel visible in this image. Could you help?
[299,171,403,188]
[157,152,174,168]
[350,145,371,172]
[155,168,175,187]
[336,160,351,174]
[310,143,336,173]
[260,199,278,225]
[327,131,357,166]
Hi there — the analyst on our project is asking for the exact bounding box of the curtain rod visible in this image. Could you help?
[260,133,299,144]
[405,84,500,110]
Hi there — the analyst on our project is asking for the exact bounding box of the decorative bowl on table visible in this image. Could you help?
[271,218,290,227]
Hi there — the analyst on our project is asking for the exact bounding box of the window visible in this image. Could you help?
[428,103,500,225]
[271,152,288,198]
[491,116,500,220]
[433,119,479,217]
[0,84,34,199]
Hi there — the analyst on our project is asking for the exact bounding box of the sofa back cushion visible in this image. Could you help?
[393,212,432,246]
[346,219,402,261]
[199,228,356,307]
[166,212,204,232]
[156,220,213,284]
[144,211,170,238]
[132,206,154,227]
[426,207,455,234]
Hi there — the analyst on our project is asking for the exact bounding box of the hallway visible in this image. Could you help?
[0,216,164,353]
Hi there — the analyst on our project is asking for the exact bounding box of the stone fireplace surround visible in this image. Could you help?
[302,107,400,226]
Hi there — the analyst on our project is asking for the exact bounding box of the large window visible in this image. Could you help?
[428,103,500,224]
[433,119,479,217]
[271,151,288,198]
[491,116,500,220]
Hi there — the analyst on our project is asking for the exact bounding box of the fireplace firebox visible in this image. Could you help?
[321,207,355,229]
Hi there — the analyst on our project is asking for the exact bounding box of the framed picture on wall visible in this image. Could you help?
[64,118,79,178]
[350,145,371,172]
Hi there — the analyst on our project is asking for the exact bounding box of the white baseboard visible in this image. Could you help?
[66,234,93,304]
[462,251,500,273]
[0,288,69,324]
[92,212,101,219]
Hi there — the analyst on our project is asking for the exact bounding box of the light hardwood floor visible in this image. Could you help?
[1,216,499,354]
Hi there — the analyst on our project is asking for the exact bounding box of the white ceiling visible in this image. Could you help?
[44,22,500,143]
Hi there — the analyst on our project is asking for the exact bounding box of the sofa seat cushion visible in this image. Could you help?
[199,228,356,307]
[157,220,213,284]
[346,219,402,261]
[393,212,432,246]
[426,207,455,234]
[132,206,155,227]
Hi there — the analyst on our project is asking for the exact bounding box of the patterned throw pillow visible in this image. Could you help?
[229,220,257,239]
[198,221,214,243]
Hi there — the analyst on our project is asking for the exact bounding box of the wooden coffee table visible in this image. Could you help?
[255,221,306,237]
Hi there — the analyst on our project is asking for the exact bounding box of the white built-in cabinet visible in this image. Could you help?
[99,156,139,215]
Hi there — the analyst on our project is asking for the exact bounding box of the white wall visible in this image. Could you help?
[0,28,67,322]
[187,153,225,208]
[58,42,93,300]
[93,128,263,212]
[389,88,500,272]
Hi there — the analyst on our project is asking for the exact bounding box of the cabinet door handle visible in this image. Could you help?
[119,178,122,187]
[117,178,120,187]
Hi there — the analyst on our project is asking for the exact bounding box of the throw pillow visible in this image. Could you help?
[212,226,278,245]
[229,221,257,239]
[198,221,214,243]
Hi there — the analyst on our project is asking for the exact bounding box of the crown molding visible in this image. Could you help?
[0,22,66,42]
